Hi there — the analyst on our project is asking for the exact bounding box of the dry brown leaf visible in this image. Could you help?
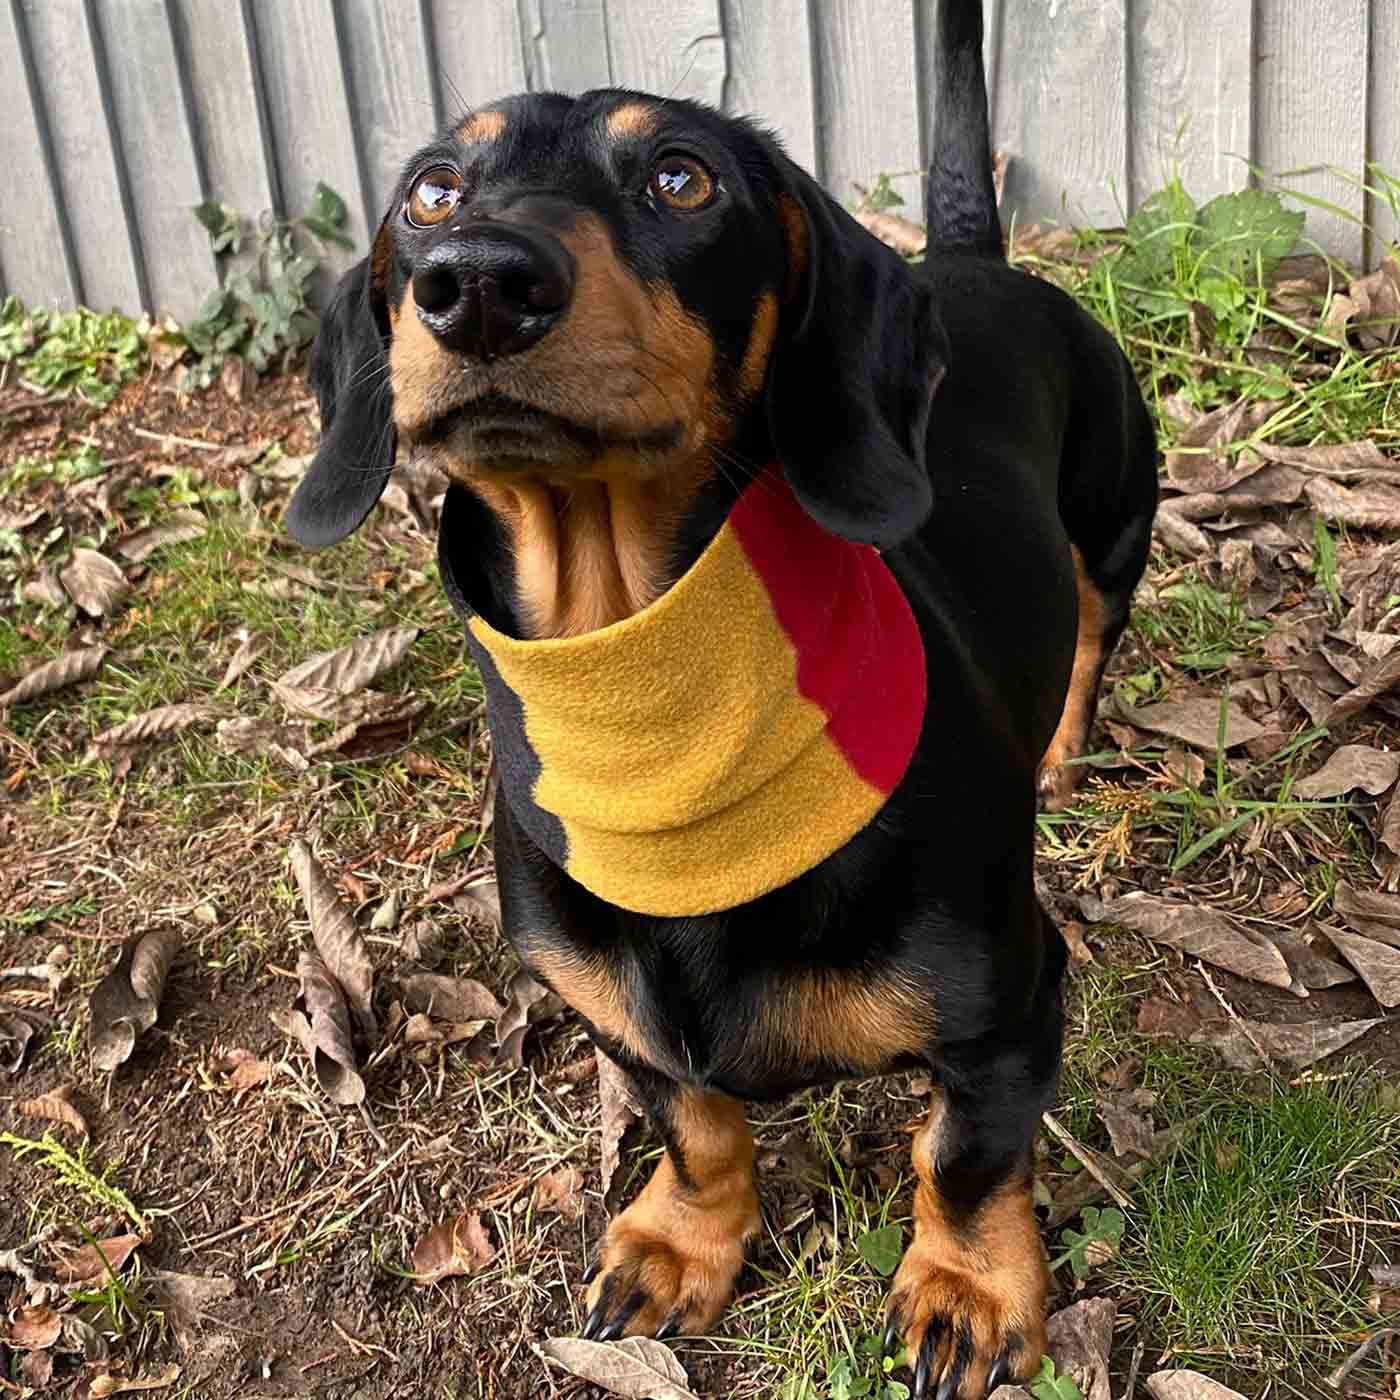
[411,1210,496,1285]
[1163,398,1280,483]
[1153,506,1213,558]
[89,928,182,1071]
[0,646,107,709]
[60,548,130,618]
[1080,892,1296,992]
[214,629,266,692]
[1316,924,1400,1007]
[88,703,216,758]
[1257,438,1395,477]
[1,1012,36,1072]
[454,876,501,929]
[1095,1091,1155,1160]
[113,509,207,562]
[534,1336,696,1400]
[213,1048,275,1091]
[5,1303,61,1348]
[51,1232,142,1285]
[1046,1297,1115,1400]
[598,1048,645,1202]
[1271,928,1356,990]
[1136,995,1382,1070]
[1323,649,1400,725]
[1335,882,1400,941]
[853,208,927,256]
[533,1165,585,1220]
[18,1084,89,1137]
[275,624,419,694]
[147,1269,235,1329]
[288,839,376,1037]
[23,565,70,610]
[271,950,366,1105]
[490,968,565,1070]
[1108,696,1264,751]
[1293,744,1400,798]
[60,1311,108,1360]
[1145,1372,1246,1400]
[1060,921,1095,966]
[1305,475,1400,529]
[20,1348,54,1388]
[87,1364,182,1397]
[400,973,503,1022]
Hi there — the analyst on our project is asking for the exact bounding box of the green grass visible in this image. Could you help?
[0,295,146,404]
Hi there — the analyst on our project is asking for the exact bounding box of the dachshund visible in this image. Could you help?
[286,2,1157,1393]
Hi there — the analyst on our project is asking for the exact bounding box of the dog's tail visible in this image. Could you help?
[925,0,1002,259]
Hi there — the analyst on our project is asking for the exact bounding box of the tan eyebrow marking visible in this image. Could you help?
[457,109,507,143]
[606,102,658,140]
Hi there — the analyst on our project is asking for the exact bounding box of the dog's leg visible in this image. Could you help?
[887,995,1061,1396]
[581,1070,759,1340]
[1037,545,1131,812]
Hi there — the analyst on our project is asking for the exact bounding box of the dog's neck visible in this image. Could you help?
[446,469,927,916]
[464,473,703,639]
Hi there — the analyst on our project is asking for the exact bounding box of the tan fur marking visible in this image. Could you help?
[457,109,506,143]
[738,291,779,400]
[1038,546,1111,810]
[776,193,808,304]
[389,213,727,637]
[886,1104,1048,1390]
[584,1085,759,1337]
[754,971,934,1075]
[606,102,658,140]
[526,943,651,1061]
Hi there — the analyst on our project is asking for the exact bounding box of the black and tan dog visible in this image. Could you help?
[287,2,1157,1393]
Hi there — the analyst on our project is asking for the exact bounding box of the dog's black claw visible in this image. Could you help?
[936,1374,957,1400]
[596,1286,647,1342]
[580,1300,607,1340]
[986,1355,1010,1394]
[581,1256,600,1286]
[656,1308,684,1341]
[882,1312,902,1358]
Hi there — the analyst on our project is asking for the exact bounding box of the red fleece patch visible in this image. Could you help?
[728,473,926,794]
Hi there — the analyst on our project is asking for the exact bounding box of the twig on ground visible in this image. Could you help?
[1199,965,1282,1078]
[1041,1110,1132,1210]
[131,426,224,452]
[1123,1340,1145,1399]
[1325,1328,1399,1389]
[0,1224,61,1287]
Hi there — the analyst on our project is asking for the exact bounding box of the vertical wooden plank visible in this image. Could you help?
[1254,0,1368,265]
[0,0,79,307]
[91,0,215,318]
[719,0,817,174]
[522,0,611,94]
[813,0,924,223]
[1128,0,1253,208]
[429,0,526,117]
[605,0,725,106]
[19,0,142,311]
[248,0,370,282]
[168,0,276,224]
[340,0,438,225]
[993,0,1127,231]
[1368,0,1400,262]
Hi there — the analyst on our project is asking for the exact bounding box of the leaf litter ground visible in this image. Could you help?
[2,201,1400,1400]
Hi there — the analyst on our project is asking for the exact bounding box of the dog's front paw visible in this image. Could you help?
[884,1184,1047,1398]
[580,1164,759,1340]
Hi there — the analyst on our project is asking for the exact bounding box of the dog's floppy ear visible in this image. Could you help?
[286,235,395,550]
[766,159,946,549]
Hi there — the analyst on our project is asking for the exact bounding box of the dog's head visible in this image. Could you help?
[288,90,945,566]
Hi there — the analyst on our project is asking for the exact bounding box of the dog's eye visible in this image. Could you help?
[406,167,463,227]
[649,154,715,212]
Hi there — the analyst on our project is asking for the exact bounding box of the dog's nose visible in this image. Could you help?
[412,226,574,360]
